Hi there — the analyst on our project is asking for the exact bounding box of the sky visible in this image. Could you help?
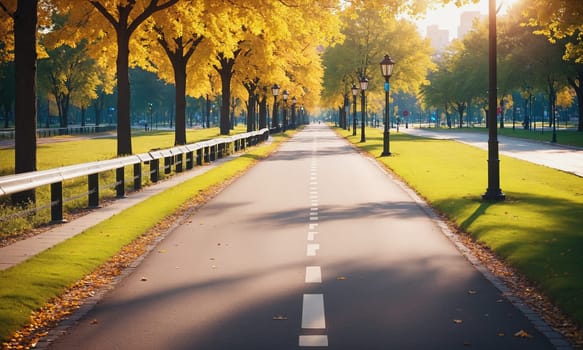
[413,0,512,41]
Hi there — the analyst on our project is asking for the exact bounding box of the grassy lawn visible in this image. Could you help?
[338,127,583,327]
[0,126,248,175]
[0,126,250,236]
[0,131,290,343]
[423,126,583,148]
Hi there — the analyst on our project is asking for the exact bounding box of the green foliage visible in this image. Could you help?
[340,127,583,325]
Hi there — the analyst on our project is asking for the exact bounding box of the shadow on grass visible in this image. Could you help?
[433,191,583,325]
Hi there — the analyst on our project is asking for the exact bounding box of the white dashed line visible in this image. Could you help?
[301,294,326,329]
[299,335,328,347]
[305,266,322,283]
[307,231,317,241]
[307,243,320,256]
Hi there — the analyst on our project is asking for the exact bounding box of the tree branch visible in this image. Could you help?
[0,1,14,18]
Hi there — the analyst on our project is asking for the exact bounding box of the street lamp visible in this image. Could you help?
[483,0,505,200]
[291,96,297,129]
[282,89,289,131]
[380,54,395,157]
[351,83,358,136]
[271,84,280,130]
[147,102,153,131]
[359,76,368,142]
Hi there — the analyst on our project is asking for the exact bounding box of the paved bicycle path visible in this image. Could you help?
[402,128,583,177]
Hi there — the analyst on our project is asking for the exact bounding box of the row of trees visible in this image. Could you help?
[1,0,581,206]
[422,0,583,131]
[0,0,342,204]
[320,0,582,133]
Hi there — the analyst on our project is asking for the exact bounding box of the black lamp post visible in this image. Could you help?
[380,54,395,157]
[271,84,280,130]
[282,89,289,132]
[351,83,358,136]
[483,0,505,200]
[291,96,297,129]
[359,76,368,142]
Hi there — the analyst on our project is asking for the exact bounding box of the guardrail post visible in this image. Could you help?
[88,173,99,207]
[210,145,216,161]
[164,156,172,174]
[116,167,125,198]
[204,146,210,163]
[150,159,159,182]
[196,149,203,165]
[50,181,64,222]
[176,154,183,173]
[134,163,142,190]
[186,151,194,170]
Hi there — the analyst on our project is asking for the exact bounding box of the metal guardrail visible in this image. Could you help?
[0,128,269,222]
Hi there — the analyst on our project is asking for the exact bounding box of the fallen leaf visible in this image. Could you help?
[90,319,99,325]
[140,277,148,281]
[336,276,346,281]
[453,319,463,324]
[498,332,506,337]
[468,290,477,295]
[514,330,532,338]
[158,249,167,253]
[273,315,288,320]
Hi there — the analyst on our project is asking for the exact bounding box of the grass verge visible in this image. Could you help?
[0,131,291,345]
[339,127,583,328]
[0,126,250,237]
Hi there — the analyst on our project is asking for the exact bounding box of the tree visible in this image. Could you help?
[38,42,100,128]
[0,0,38,205]
[59,0,180,155]
[322,4,434,116]
[145,0,206,144]
[522,0,583,63]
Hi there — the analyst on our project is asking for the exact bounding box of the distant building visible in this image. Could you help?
[458,11,485,39]
[426,24,449,52]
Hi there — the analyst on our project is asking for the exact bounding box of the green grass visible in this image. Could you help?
[0,126,249,236]
[424,126,583,148]
[0,126,247,175]
[339,127,583,326]
[0,132,287,342]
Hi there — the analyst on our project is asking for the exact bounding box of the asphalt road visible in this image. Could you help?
[49,125,557,349]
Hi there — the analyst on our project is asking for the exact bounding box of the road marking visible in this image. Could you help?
[299,335,328,347]
[307,243,320,256]
[309,223,318,230]
[310,181,318,185]
[305,266,322,283]
[301,294,326,328]
[311,207,318,211]
[307,231,317,241]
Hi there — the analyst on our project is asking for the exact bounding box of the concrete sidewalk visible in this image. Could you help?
[402,127,583,177]
[0,150,252,271]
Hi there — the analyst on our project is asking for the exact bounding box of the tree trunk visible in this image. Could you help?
[173,59,187,145]
[259,95,267,129]
[12,0,38,205]
[218,67,232,135]
[116,28,132,155]
[567,73,583,131]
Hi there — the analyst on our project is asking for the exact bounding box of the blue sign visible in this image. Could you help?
[384,82,390,92]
